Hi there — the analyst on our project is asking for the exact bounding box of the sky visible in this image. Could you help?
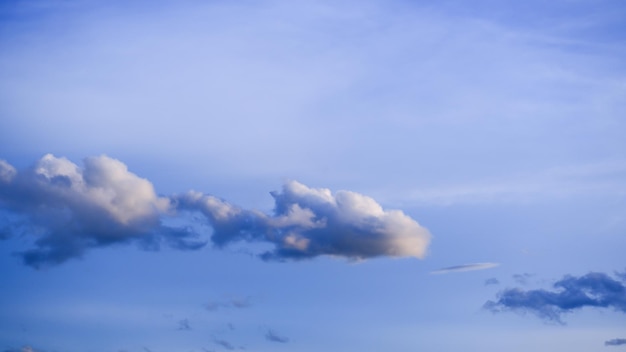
[0,0,625,351]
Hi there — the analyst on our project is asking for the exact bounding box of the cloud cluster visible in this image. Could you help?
[0,155,431,267]
[485,272,626,323]
[173,180,430,261]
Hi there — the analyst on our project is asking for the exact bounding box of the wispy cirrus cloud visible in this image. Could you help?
[485,271,626,323]
[431,262,499,274]
[0,154,431,268]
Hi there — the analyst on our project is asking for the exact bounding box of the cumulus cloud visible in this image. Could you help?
[430,262,499,274]
[0,155,431,267]
[265,329,289,343]
[0,154,205,268]
[174,180,430,261]
[605,339,626,346]
[485,272,626,323]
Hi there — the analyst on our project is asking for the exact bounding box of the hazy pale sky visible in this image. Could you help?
[1,1,625,351]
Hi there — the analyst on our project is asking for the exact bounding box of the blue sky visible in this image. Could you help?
[1,0,625,351]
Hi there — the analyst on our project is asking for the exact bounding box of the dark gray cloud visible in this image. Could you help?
[430,262,499,274]
[485,278,500,286]
[605,339,626,346]
[485,271,626,323]
[0,155,205,268]
[265,329,289,343]
[1,155,431,267]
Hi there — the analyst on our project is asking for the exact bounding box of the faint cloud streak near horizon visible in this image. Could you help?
[431,262,500,274]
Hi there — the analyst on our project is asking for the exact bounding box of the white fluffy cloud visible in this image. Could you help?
[0,154,202,268]
[174,180,430,261]
[0,155,431,267]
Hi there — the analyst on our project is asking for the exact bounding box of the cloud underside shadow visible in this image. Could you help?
[0,154,431,268]
[485,271,626,323]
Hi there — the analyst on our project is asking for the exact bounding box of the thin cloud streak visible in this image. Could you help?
[431,262,500,274]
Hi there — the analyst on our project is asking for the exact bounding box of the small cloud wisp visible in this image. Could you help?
[605,338,626,347]
[431,262,499,274]
[484,278,500,286]
[265,329,289,343]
